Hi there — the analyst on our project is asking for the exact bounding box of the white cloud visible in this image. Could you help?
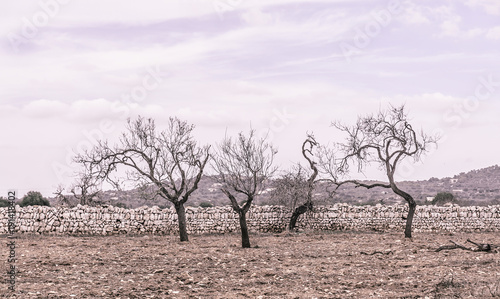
[0,0,363,37]
[440,16,461,37]
[0,104,19,118]
[15,99,165,123]
[486,26,500,40]
[68,98,123,121]
[0,1,215,36]
[386,92,460,112]
[404,4,486,39]
[466,0,500,15]
[23,99,69,118]
[437,14,485,39]
[241,8,274,26]
[400,3,432,24]
[463,28,486,38]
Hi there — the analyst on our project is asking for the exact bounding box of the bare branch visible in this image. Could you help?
[318,104,438,238]
[74,116,209,242]
[53,185,74,207]
[211,129,277,247]
[436,240,498,253]
[334,180,391,190]
[211,129,277,211]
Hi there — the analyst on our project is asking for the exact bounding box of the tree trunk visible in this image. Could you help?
[174,203,189,242]
[389,180,416,238]
[288,201,313,231]
[238,210,251,248]
[404,199,416,238]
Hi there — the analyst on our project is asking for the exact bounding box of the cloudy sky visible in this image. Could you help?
[1,0,499,197]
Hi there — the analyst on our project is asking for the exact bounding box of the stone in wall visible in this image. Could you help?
[1,203,500,235]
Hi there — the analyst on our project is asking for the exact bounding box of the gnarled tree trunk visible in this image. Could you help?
[404,199,417,238]
[288,135,318,232]
[174,202,189,242]
[391,182,416,238]
[238,210,251,248]
[288,201,313,231]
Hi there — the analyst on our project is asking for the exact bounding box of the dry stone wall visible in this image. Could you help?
[1,204,500,235]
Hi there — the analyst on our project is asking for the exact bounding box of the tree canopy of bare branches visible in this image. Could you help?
[212,129,277,248]
[75,116,210,242]
[53,185,73,207]
[271,164,308,210]
[271,134,319,231]
[71,166,102,206]
[53,172,102,207]
[319,105,438,238]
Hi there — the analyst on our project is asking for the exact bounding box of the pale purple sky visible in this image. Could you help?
[1,0,499,197]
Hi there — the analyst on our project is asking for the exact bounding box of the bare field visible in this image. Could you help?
[1,231,500,298]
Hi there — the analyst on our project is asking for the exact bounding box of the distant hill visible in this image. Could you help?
[331,164,500,206]
[49,165,500,208]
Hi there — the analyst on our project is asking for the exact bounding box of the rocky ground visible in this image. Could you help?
[1,231,500,298]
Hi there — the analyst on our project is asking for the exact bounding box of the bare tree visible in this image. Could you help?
[75,116,210,242]
[53,167,102,207]
[53,184,74,207]
[319,105,437,238]
[271,164,308,215]
[271,135,319,231]
[212,129,277,248]
[71,169,102,206]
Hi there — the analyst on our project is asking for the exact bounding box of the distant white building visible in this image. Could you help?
[257,188,276,195]
[426,196,435,202]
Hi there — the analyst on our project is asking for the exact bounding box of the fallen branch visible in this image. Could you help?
[360,251,393,256]
[435,239,498,253]
[466,239,494,251]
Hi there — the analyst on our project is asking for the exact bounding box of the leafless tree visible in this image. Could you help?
[53,184,74,207]
[75,116,210,242]
[53,167,102,207]
[211,129,277,248]
[71,169,102,206]
[271,135,319,231]
[319,105,438,238]
[271,164,308,211]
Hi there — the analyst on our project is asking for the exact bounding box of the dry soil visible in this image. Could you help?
[1,231,500,298]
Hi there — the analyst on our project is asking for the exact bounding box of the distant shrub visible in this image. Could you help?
[113,202,128,209]
[19,191,51,207]
[487,198,500,206]
[432,192,456,206]
[199,202,213,208]
[0,197,10,207]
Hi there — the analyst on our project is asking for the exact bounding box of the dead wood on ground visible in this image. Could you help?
[435,239,499,253]
[360,251,394,255]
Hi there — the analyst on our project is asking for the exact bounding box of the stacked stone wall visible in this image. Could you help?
[1,204,500,235]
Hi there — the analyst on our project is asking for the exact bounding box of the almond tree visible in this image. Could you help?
[271,135,319,231]
[71,167,102,206]
[53,185,73,207]
[75,116,210,242]
[319,105,437,238]
[211,129,277,248]
[53,165,103,207]
[53,170,102,207]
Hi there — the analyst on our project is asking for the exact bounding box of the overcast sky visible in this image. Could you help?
[1,0,499,197]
